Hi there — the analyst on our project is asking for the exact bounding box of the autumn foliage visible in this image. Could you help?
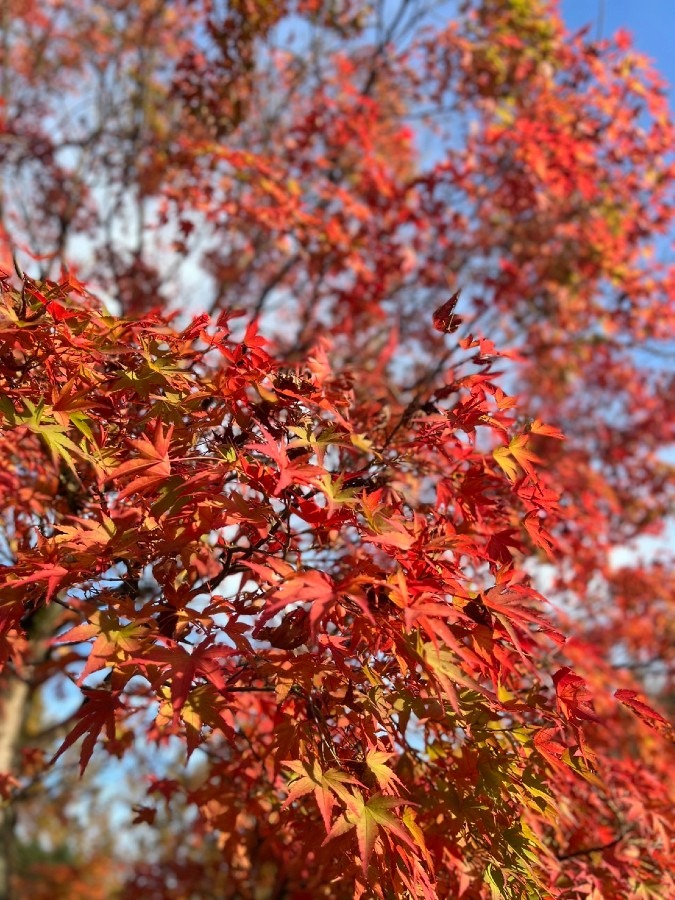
[0,1,674,897]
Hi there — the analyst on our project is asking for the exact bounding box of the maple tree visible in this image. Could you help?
[1,0,674,897]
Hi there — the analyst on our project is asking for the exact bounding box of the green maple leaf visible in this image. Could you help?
[323,790,414,875]
[365,748,405,793]
[35,423,91,476]
[10,398,94,475]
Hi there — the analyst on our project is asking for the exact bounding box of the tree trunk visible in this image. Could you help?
[0,674,30,899]
[0,604,64,899]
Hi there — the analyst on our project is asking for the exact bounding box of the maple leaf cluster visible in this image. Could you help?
[0,272,671,898]
[0,0,674,897]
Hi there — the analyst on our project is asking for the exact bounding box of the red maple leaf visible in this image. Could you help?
[432,292,464,334]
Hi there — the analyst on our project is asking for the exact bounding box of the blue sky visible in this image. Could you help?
[561,0,675,96]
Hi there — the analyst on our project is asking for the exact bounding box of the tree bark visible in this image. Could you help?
[0,674,30,899]
[0,604,63,899]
